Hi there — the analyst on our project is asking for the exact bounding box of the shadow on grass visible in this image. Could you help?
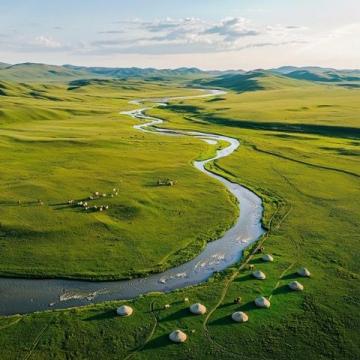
[52,205,85,213]
[271,285,292,296]
[281,272,300,280]
[142,334,172,350]
[0,200,40,207]
[51,197,92,211]
[160,308,193,322]
[266,133,318,141]
[0,200,20,206]
[248,258,266,265]
[218,302,237,309]
[209,314,233,326]
[51,201,71,206]
[200,114,360,140]
[238,301,257,312]
[235,274,254,282]
[84,310,117,321]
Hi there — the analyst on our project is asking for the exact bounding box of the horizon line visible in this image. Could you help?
[1,61,359,72]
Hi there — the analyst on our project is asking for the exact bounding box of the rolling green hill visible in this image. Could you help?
[0,62,10,69]
[64,64,205,79]
[0,63,209,82]
[195,70,312,92]
[271,66,360,87]
[285,69,360,83]
[0,63,93,82]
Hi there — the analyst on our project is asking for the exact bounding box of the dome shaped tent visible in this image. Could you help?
[189,303,207,315]
[231,311,249,323]
[297,267,311,277]
[289,281,304,291]
[116,305,133,317]
[169,330,187,343]
[262,254,274,262]
[255,296,271,308]
[252,270,266,280]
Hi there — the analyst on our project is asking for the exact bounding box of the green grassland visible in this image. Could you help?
[0,74,359,359]
[0,80,238,279]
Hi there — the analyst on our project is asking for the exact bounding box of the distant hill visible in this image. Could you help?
[64,65,203,78]
[285,69,360,83]
[271,66,360,84]
[1,62,359,90]
[272,66,336,74]
[194,70,310,92]
[0,62,10,69]
[0,63,92,82]
[0,62,207,82]
[63,65,208,83]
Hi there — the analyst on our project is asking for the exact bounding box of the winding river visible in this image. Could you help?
[0,89,264,316]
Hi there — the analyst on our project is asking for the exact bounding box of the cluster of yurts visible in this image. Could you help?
[115,254,311,343]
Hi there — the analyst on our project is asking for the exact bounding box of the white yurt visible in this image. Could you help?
[231,311,249,323]
[169,330,187,343]
[116,305,133,317]
[255,296,271,308]
[262,254,274,262]
[289,281,304,291]
[189,303,207,315]
[297,267,311,277]
[252,270,266,280]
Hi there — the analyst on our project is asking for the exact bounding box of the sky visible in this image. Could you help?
[0,0,359,70]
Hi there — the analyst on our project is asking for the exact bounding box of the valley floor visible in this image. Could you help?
[0,79,359,359]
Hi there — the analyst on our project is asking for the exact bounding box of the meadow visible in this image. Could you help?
[0,75,359,359]
[0,80,237,279]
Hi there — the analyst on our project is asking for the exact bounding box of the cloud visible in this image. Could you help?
[33,35,63,49]
[0,34,71,53]
[79,17,309,56]
[203,17,260,40]
[266,24,308,36]
[98,30,124,34]
[0,17,311,58]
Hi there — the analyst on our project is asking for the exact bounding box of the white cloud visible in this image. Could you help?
[203,17,260,40]
[32,35,63,49]
[80,17,308,55]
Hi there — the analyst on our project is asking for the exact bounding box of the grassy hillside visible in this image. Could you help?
[271,66,360,88]
[0,79,238,279]
[0,63,94,82]
[195,71,312,92]
[162,82,360,131]
[0,62,10,69]
[0,76,359,359]
[283,70,360,89]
